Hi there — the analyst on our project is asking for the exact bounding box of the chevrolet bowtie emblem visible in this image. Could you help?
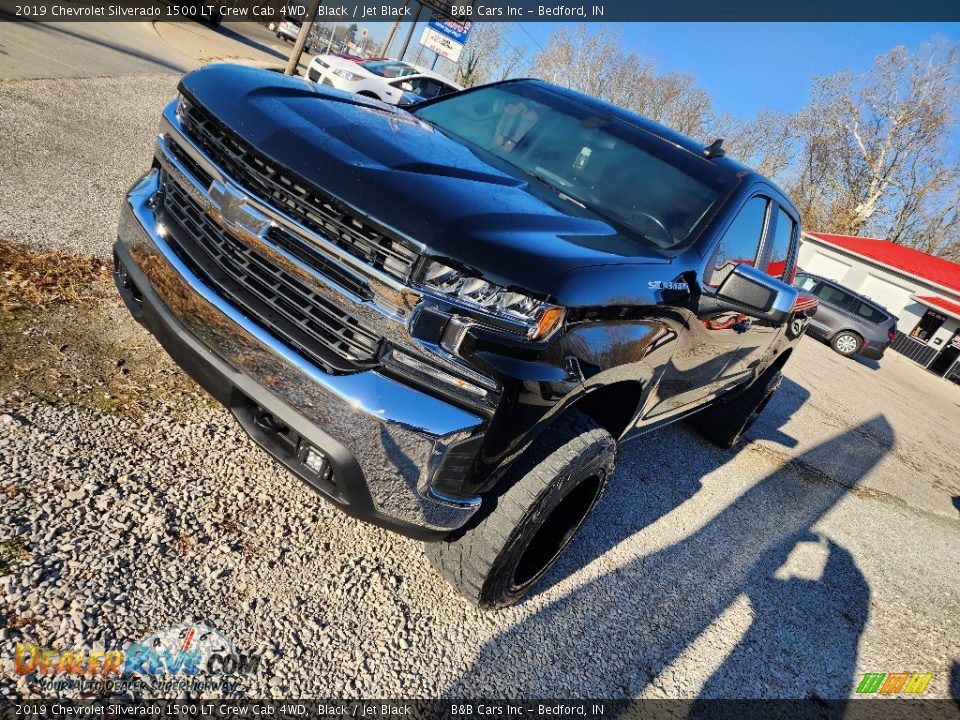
[208,181,271,237]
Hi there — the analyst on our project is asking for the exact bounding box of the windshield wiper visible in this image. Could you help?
[525,171,584,207]
[525,171,657,244]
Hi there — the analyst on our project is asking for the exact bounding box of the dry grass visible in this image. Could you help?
[0,238,112,317]
[0,239,212,417]
[0,538,29,576]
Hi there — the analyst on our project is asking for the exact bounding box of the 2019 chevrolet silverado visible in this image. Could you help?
[114,65,815,607]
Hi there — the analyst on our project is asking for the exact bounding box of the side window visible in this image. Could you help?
[794,274,817,291]
[852,302,886,323]
[910,310,945,341]
[764,208,796,280]
[394,77,445,99]
[816,284,854,309]
[706,196,769,288]
[418,80,445,99]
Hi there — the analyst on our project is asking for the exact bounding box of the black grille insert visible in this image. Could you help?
[159,171,382,372]
[177,100,419,281]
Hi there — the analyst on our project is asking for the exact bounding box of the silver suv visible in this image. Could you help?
[794,272,897,360]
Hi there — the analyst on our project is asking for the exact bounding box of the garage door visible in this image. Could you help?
[858,275,915,318]
[804,251,852,281]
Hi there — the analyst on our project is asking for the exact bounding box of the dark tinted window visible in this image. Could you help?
[362,60,417,78]
[851,301,888,323]
[393,77,454,100]
[765,208,795,280]
[815,283,855,308]
[910,309,945,341]
[794,274,817,291]
[415,83,737,253]
[706,196,769,287]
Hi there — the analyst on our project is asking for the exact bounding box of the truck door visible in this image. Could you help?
[642,194,772,420]
[729,203,800,375]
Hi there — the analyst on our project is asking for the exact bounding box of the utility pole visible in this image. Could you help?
[381,0,409,57]
[285,0,322,76]
[325,23,336,54]
[398,1,424,63]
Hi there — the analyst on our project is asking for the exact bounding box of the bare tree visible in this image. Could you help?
[529,25,638,100]
[724,110,797,180]
[791,40,960,240]
[887,156,960,259]
[456,23,526,87]
[529,25,720,142]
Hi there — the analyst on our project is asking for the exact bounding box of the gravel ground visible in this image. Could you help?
[1,68,959,700]
[0,74,179,258]
[1,331,958,699]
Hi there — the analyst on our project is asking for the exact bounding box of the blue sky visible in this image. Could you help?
[355,21,960,120]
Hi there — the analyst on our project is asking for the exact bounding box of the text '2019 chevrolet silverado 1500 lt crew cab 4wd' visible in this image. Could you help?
[114,64,816,608]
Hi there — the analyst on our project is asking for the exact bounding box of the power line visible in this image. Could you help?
[514,22,545,54]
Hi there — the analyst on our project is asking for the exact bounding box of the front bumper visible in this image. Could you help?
[115,170,484,539]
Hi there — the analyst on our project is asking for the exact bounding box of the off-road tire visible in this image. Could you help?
[690,366,783,449]
[426,411,616,609]
[831,331,863,357]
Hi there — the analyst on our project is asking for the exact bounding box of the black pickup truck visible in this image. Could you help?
[114,65,815,607]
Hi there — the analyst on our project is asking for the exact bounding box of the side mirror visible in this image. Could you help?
[709,263,799,326]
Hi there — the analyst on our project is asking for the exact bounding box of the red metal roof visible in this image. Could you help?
[916,295,960,317]
[805,232,960,293]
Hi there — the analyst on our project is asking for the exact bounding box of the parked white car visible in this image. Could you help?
[306,55,462,105]
[276,19,311,52]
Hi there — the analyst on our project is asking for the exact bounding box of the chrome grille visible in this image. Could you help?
[159,171,382,371]
[177,100,419,281]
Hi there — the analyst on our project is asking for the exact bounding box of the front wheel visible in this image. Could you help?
[831,331,862,357]
[426,411,615,609]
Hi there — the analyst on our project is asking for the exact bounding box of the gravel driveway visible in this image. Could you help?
[1,71,959,700]
[2,320,958,698]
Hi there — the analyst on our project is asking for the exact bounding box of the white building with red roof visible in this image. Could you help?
[799,231,960,381]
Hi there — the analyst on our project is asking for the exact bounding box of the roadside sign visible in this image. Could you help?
[420,17,470,63]
[420,26,465,62]
[427,17,471,45]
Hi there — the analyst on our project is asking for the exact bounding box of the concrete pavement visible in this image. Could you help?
[0,18,317,80]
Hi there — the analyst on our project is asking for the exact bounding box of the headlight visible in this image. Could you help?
[174,93,191,122]
[418,261,565,341]
[332,67,364,82]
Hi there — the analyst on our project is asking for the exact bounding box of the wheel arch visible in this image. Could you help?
[567,380,646,441]
[832,328,863,342]
[770,347,794,371]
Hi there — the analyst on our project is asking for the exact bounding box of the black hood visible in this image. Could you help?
[180,65,670,299]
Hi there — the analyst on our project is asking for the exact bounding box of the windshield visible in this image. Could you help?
[414,83,737,250]
[361,60,417,78]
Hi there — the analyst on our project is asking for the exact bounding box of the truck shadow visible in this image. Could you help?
[443,414,893,701]
[545,375,811,590]
[214,24,290,63]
